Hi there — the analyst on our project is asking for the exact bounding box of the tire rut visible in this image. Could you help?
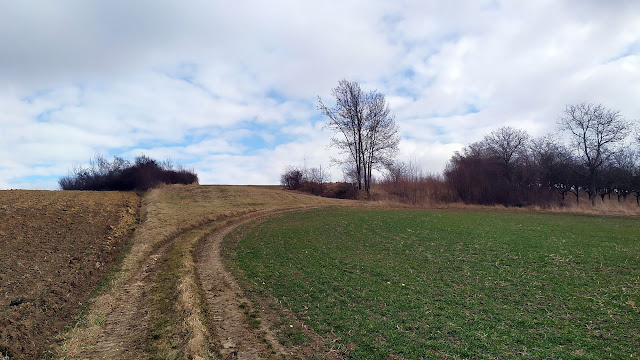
[196,211,303,360]
[64,208,313,359]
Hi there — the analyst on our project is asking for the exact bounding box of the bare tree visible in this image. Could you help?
[384,161,409,183]
[319,80,399,196]
[482,126,530,182]
[530,135,578,203]
[559,103,630,205]
[604,149,637,202]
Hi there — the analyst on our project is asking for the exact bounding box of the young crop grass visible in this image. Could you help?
[229,208,640,359]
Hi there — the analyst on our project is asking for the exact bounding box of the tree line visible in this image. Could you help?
[446,103,638,207]
[283,79,639,208]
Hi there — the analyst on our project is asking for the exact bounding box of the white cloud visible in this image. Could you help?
[1,1,639,189]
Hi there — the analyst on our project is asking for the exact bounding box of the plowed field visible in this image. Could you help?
[0,190,140,359]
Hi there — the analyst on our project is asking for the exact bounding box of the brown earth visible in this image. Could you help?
[0,190,140,359]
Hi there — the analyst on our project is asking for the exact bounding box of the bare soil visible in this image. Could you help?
[0,190,139,359]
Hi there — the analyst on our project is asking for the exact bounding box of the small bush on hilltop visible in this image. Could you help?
[59,155,198,191]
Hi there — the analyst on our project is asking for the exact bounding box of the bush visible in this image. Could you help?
[59,155,198,191]
[280,166,304,190]
[322,182,359,199]
[280,165,358,199]
[376,161,454,205]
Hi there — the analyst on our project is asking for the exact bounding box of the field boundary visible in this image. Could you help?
[217,208,346,359]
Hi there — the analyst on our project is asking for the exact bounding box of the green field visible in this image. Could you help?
[226,208,640,359]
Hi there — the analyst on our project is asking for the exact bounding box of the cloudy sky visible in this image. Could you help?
[1,1,639,189]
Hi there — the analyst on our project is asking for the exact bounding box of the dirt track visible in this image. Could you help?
[63,231,176,359]
[52,186,345,359]
[60,210,305,359]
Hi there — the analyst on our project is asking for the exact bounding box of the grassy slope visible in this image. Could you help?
[231,208,640,359]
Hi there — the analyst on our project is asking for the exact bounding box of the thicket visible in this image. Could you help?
[444,128,640,207]
[59,155,198,191]
[280,165,358,199]
[375,160,455,205]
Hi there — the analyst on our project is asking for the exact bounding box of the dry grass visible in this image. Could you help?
[366,185,640,217]
[538,198,640,217]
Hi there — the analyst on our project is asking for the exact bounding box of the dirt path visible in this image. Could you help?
[196,214,293,359]
[66,233,178,359]
[59,208,309,359]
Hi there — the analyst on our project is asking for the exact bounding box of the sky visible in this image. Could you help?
[1,0,639,189]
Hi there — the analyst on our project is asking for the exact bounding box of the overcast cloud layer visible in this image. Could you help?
[1,0,639,189]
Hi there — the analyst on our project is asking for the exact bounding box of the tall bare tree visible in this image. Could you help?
[319,80,399,196]
[530,135,577,202]
[482,126,530,182]
[559,103,630,205]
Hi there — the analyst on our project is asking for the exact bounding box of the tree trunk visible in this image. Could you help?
[589,169,597,206]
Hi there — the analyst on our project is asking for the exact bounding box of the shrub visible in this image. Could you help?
[280,165,358,199]
[321,182,358,199]
[59,155,198,191]
[280,166,304,190]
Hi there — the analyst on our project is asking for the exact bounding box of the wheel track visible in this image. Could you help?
[195,211,296,359]
[60,206,320,359]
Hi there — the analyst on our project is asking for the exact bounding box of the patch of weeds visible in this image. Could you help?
[278,325,308,347]
[241,305,261,330]
[92,314,105,326]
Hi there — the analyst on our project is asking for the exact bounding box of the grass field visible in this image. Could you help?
[228,208,640,359]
